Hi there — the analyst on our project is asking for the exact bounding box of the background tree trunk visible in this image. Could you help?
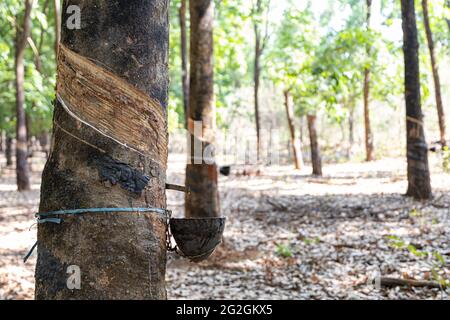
[6,135,13,167]
[26,112,33,157]
[35,0,169,299]
[252,0,269,161]
[364,0,375,161]
[254,31,262,161]
[307,114,322,176]
[422,0,447,147]
[185,0,219,218]
[38,132,49,158]
[15,0,33,191]
[348,103,355,158]
[179,0,189,127]
[284,90,302,170]
[401,0,432,200]
[299,116,304,144]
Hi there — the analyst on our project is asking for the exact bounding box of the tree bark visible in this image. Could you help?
[252,0,269,161]
[348,103,355,158]
[35,0,169,299]
[38,132,49,158]
[299,116,304,144]
[364,0,375,161]
[179,0,189,128]
[26,112,33,157]
[15,0,33,191]
[185,0,219,218]
[254,38,262,161]
[307,114,322,176]
[6,134,13,167]
[422,0,447,147]
[401,0,432,200]
[284,90,302,170]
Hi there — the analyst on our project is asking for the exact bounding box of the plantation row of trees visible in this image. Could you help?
[0,0,447,300]
[0,0,449,193]
[0,0,58,190]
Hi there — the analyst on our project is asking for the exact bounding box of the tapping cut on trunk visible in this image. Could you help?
[35,0,170,300]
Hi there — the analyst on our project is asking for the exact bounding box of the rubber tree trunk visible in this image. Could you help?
[307,114,322,176]
[15,0,32,191]
[401,0,432,200]
[422,0,447,147]
[185,0,219,218]
[364,0,375,161]
[299,116,304,144]
[253,0,266,161]
[6,135,13,167]
[35,0,169,299]
[179,0,189,128]
[254,41,262,161]
[38,132,49,158]
[283,90,303,170]
[348,103,355,158]
[26,112,33,157]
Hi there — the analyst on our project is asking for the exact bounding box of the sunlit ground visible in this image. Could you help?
[1,152,449,299]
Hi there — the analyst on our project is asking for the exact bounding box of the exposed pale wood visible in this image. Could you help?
[57,45,168,168]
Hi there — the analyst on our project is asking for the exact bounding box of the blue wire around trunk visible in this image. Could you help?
[23,207,170,263]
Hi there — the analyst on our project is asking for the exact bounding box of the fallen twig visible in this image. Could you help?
[378,277,444,289]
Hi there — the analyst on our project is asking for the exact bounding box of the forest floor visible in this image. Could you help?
[0,152,449,300]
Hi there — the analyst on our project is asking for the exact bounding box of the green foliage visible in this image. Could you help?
[1,0,448,145]
[409,208,423,217]
[302,237,321,245]
[267,2,323,116]
[275,243,294,258]
[168,0,252,130]
[386,235,449,287]
[0,0,56,136]
[267,0,405,123]
[214,0,252,128]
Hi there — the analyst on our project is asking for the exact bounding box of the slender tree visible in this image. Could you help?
[179,0,189,127]
[252,0,270,161]
[284,90,303,169]
[26,112,32,156]
[422,0,447,147]
[5,134,13,167]
[185,0,219,218]
[347,100,356,158]
[35,0,170,299]
[401,0,432,200]
[363,0,375,161]
[14,0,33,191]
[307,114,322,176]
